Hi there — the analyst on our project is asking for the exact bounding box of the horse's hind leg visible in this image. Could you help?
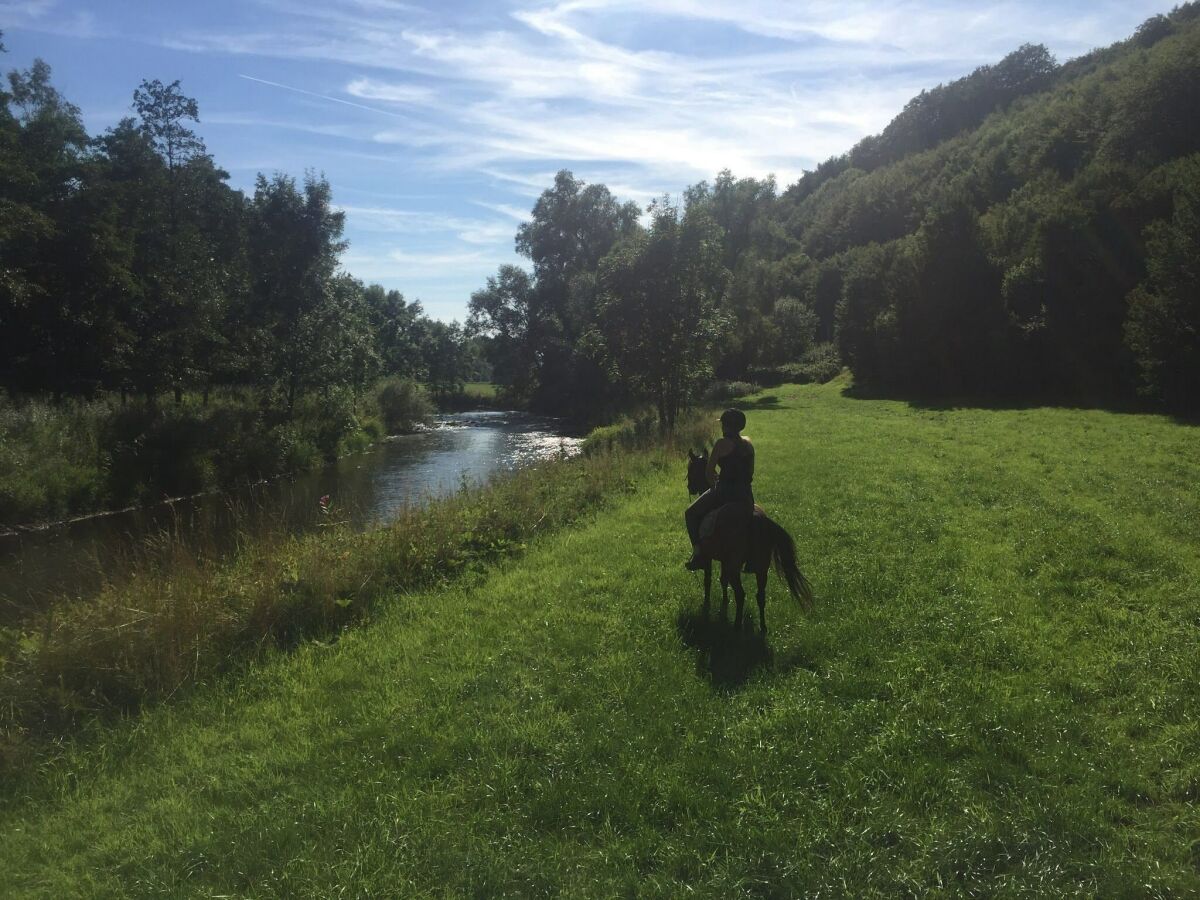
[719,565,730,618]
[756,569,768,634]
[731,570,747,630]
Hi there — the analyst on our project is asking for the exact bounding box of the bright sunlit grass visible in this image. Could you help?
[2,382,1197,895]
[462,381,500,398]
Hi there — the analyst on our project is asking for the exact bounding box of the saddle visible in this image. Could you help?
[698,501,765,566]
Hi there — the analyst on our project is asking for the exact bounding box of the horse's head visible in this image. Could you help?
[686,449,709,496]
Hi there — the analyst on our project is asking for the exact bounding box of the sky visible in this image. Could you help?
[1,0,1172,321]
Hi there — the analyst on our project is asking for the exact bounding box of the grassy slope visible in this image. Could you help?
[3,383,1198,896]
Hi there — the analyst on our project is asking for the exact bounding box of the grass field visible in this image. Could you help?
[2,381,1198,896]
[462,381,500,399]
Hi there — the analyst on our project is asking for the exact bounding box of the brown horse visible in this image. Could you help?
[687,449,814,632]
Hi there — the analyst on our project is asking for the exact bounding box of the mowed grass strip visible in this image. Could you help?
[2,382,1198,896]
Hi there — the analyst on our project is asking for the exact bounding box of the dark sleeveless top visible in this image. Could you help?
[715,438,754,503]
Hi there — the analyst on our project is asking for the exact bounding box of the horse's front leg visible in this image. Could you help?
[702,562,712,613]
[731,570,746,630]
[756,569,768,634]
[720,564,730,618]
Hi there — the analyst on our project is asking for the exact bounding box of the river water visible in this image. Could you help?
[0,411,582,624]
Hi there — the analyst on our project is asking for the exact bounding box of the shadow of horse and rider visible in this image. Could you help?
[677,445,817,688]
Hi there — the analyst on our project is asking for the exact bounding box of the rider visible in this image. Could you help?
[684,407,755,570]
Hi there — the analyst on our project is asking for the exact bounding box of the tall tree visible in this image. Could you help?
[245,172,349,411]
[597,197,727,428]
[0,56,90,395]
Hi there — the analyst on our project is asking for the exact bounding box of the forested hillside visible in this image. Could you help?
[471,4,1200,415]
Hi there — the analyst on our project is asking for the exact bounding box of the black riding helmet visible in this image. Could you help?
[720,408,746,435]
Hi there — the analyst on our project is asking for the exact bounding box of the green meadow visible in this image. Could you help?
[2,381,1198,896]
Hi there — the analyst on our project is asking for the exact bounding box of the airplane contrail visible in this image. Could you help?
[237,73,410,120]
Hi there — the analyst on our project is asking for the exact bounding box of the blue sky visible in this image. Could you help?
[1,0,1171,321]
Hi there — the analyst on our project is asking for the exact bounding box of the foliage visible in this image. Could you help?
[470,172,639,418]
[0,390,388,527]
[465,7,1200,413]
[373,377,433,434]
[596,197,728,427]
[702,380,759,403]
[1125,155,1200,406]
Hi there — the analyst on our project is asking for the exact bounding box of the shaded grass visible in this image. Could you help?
[1,382,1198,896]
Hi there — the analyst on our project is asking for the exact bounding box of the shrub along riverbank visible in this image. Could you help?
[0,379,435,530]
[2,382,1198,894]
[0,409,708,769]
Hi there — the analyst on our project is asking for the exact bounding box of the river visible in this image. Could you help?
[0,411,582,624]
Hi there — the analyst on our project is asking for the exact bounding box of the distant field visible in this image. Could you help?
[2,381,1197,895]
[463,381,499,398]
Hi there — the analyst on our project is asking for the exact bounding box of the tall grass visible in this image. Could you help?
[0,395,110,525]
[0,385,412,529]
[0,412,712,767]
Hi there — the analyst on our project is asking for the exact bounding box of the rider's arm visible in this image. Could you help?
[706,438,729,487]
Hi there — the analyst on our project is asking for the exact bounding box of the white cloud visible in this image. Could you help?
[146,0,1170,314]
[345,77,437,106]
[470,200,530,222]
[336,204,518,246]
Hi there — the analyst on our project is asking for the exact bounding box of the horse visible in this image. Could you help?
[686,449,814,633]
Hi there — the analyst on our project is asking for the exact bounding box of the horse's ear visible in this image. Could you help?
[688,449,697,460]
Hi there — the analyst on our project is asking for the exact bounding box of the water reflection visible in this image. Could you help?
[0,411,581,623]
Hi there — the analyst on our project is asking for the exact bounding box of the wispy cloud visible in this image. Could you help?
[345,78,438,106]
[237,74,414,120]
[102,0,1170,314]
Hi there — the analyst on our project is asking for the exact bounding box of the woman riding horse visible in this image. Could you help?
[684,408,754,570]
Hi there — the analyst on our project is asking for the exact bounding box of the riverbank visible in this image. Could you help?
[0,409,707,765]
[0,381,436,530]
[3,382,1198,894]
[0,410,581,618]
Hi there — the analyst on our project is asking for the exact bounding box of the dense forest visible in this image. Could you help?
[470,4,1200,417]
[0,50,483,404]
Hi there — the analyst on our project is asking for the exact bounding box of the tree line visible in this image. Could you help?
[4,3,1199,434]
[470,4,1200,417]
[0,45,483,408]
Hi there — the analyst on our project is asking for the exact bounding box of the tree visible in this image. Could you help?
[597,198,727,428]
[424,320,468,400]
[245,172,349,410]
[132,79,204,175]
[1125,160,1200,408]
[363,284,428,379]
[498,170,640,413]
[770,296,818,364]
[468,264,536,397]
[0,57,90,396]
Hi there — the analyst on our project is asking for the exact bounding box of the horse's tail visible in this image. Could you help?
[764,516,814,613]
